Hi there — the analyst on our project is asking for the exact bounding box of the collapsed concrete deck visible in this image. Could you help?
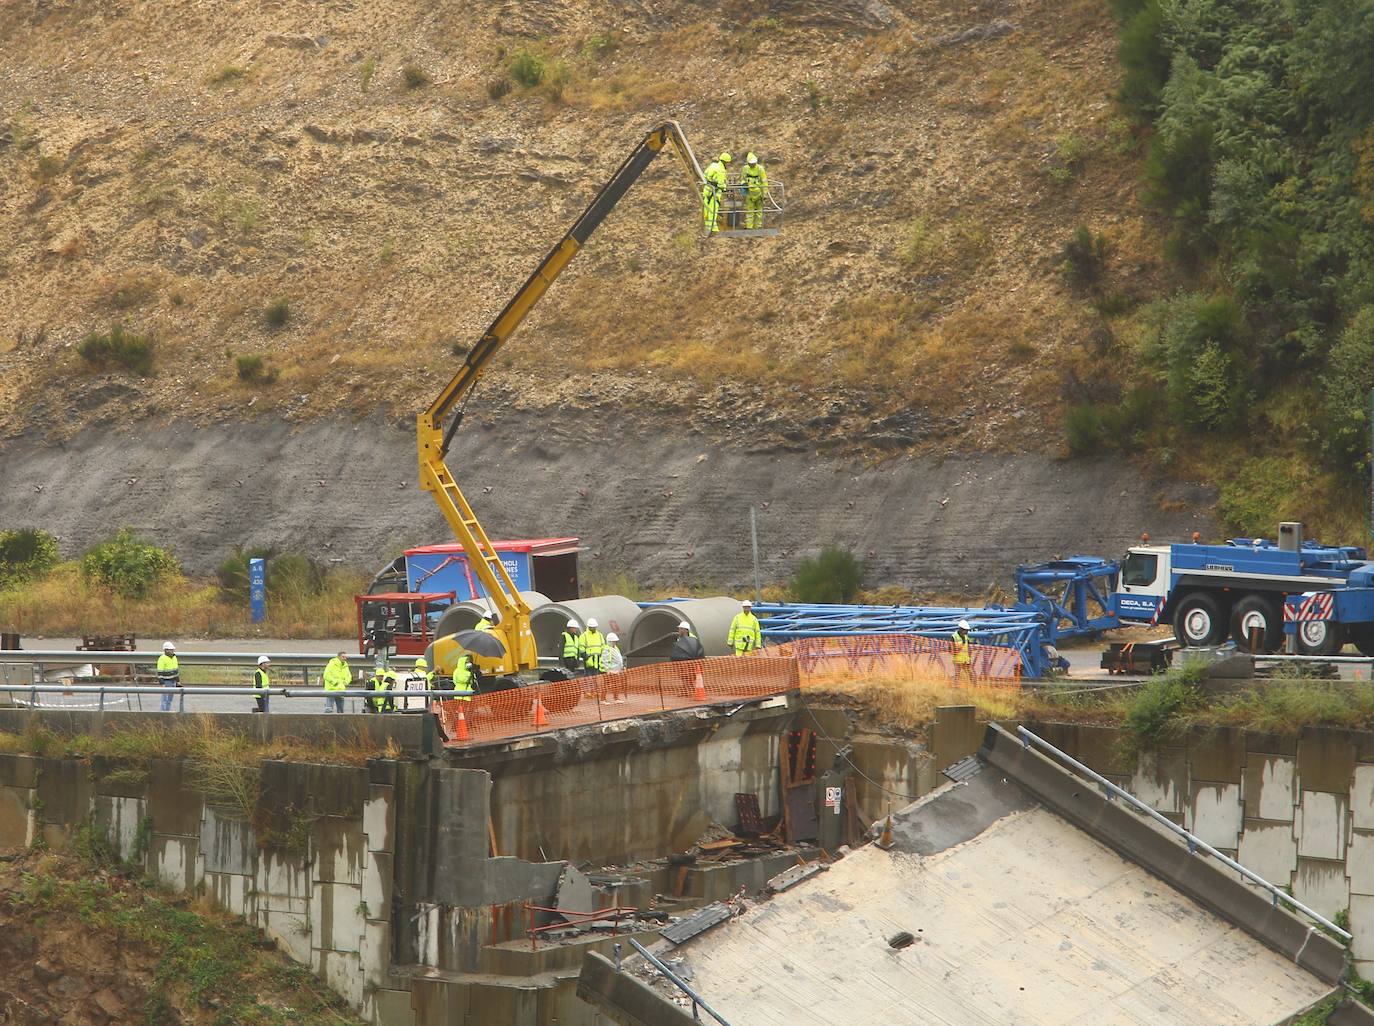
[580,724,1371,1026]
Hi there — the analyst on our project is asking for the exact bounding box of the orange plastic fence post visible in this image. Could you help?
[692,671,707,703]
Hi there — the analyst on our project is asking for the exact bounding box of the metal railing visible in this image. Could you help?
[1016,725,1352,943]
[0,650,380,700]
[1255,654,1374,664]
[0,682,455,714]
[625,937,734,1026]
[525,902,636,950]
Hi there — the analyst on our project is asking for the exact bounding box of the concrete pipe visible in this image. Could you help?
[530,596,642,662]
[433,591,550,641]
[627,597,743,664]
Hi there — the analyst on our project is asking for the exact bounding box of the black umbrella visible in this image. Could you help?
[448,629,507,660]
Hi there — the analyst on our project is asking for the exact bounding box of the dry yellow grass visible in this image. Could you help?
[806,673,1025,732]
[805,672,1132,735]
[0,0,1148,455]
[0,564,362,639]
[0,713,386,767]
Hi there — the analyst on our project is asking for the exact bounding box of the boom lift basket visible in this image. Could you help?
[714,179,785,238]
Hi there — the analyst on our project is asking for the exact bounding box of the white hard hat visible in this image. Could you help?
[567,618,579,629]
[741,600,753,608]
[586,617,599,629]
[606,632,619,643]
[677,621,690,631]
[257,655,271,665]
[162,641,175,651]
[958,619,970,631]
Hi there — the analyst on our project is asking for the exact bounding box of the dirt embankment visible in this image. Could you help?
[0,850,361,1026]
[0,407,1215,590]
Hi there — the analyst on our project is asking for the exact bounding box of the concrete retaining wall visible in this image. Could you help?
[981,725,1348,984]
[1028,721,1374,979]
[0,752,411,1019]
[0,701,820,1025]
[0,751,587,1024]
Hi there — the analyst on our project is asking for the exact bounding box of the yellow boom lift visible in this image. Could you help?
[420,122,781,678]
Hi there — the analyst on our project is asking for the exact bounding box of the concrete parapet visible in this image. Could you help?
[1332,998,1374,1026]
[577,951,698,1026]
[981,724,1348,985]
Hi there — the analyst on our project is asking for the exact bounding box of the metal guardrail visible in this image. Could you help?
[0,650,379,690]
[0,682,457,711]
[1255,654,1374,664]
[625,937,734,1026]
[1016,725,1352,943]
[0,650,368,666]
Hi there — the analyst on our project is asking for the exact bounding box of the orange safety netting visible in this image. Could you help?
[760,634,1022,689]
[435,655,801,747]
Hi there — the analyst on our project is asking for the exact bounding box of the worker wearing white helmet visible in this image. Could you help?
[582,617,607,673]
[952,620,973,685]
[253,655,272,714]
[602,631,626,694]
[157,641,182,713]
[740,151,769,229]
[727,600,762,656]
[560,618,583,672]
[671,621,706,662]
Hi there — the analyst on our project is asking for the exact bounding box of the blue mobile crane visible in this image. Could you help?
[1108,523,1371,655]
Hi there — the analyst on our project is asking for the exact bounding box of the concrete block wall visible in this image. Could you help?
[1030,722,1374,977]
[478,717,786,866]
[0,753,404,1021]
[0,752,459,1024]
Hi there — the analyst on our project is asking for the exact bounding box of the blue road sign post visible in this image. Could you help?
[249,558,266,625]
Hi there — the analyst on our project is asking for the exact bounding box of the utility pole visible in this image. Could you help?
[750,505,762,604]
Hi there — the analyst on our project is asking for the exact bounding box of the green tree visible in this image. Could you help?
[1320,307,1374,474]
[1145,293,1250,430]
[0,528,60,589]
[791,545,864,604]
[81,529,179,598]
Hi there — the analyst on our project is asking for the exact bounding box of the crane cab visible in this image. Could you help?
[1114,545,1171,623]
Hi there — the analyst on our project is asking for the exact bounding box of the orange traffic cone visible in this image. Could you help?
[1358,669,1365,681]
[454,707,470,742]
[876,814,894,850]
[692,673,707,703]
[531,697,549,727]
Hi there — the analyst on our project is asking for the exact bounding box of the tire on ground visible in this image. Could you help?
[1172,591,1226,647]
[1295,617,1346,657]
[1229,594,1282,653]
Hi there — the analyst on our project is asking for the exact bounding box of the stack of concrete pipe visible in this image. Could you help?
[529,596,642,662]
[432,591,550,641]
[429,593,748,669]
[625,597,743,665]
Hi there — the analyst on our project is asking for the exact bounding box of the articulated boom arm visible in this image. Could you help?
[419,122,705,674]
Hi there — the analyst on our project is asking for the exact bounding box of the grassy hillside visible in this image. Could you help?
[7,0,1369,542]
[0,0,1157,456]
